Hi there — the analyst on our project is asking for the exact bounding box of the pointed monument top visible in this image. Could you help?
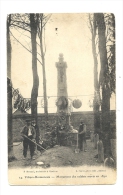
[59,53,64,62]
[56,53,67,68]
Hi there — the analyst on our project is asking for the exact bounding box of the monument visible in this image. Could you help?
[55,54,78,147]
[55,53,70,130]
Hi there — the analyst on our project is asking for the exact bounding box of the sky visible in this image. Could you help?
[11,13,116,113]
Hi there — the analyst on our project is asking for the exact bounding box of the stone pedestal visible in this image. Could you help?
[55,54,72,146]
[97,140,104,163]
[90,131,94,142]
[94,134,99,149]
[110,139,116,165]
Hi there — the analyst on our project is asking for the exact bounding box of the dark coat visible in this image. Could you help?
[79,123,86,139]
[21,125,36,139]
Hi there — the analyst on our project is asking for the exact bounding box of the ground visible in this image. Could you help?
[8,139,104,169]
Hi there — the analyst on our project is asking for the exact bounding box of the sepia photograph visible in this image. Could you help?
[7,12,117,185]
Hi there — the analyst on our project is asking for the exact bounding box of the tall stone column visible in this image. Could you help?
[56,54,70,129]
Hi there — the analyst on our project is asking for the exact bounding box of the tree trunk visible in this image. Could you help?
[111,14,115,39]
[30,14,39,143]
[89,14,100,134]
[95,13,111,157]
[40,14,48,119]
[7,15,15,161]
[42,57,48,119]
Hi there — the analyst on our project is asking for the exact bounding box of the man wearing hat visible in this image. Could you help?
[21,119,36,160]
[78,119,87,152]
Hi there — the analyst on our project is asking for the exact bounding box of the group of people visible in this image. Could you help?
[20,118,87,160]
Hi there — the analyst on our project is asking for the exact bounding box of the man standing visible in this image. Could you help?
[21,119,36,160]
[78,119,87,152]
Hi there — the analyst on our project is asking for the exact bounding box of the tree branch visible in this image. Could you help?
[15,27,31,39]
[96,51,100,57]
[12,27,42,58]
[10,31,42,65]
[42,14,52,27]
[11,19,30,26]
[36,41,41,48]
[107,52,112,60]
[14,27,29,37]
[10,31,32,52]
[88,14,93,34]
[11,24,31,32]
[43,27,46,55]
[95,37,99,45]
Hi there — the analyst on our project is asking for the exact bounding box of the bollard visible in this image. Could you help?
[110,139,116,165]
[94,134,99,149]
[104,157,115,168]
[97,140,104,163]
[93,134,96,148]
[90,131,94,142]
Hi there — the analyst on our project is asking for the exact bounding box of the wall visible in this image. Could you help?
[12,110,116,142]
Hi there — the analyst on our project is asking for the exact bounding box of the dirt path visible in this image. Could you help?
[8,140,103,169]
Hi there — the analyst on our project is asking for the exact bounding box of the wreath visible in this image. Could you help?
[56,96,68,110]
[72,99,82,109]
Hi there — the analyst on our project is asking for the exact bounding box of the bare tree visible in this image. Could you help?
[9,13,51,144]
[105,13,115,95]
[95,13,112,157]
[7,14,15,161]
[29,14,39,143]
[11,13,51,118]
[37,13,50,119]
[10,14,40,143]
[88,14,101,134]
[88,13,116,157]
